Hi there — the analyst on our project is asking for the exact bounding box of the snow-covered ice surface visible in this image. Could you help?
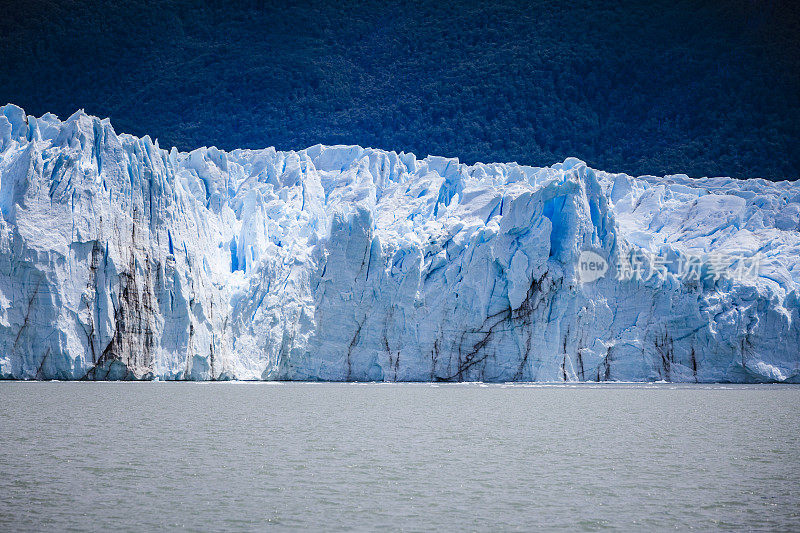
[0,105,798,382]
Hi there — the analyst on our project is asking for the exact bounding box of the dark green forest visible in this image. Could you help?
[2,0,798,179]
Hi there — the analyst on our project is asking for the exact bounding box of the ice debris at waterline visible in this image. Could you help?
[0,104,798,382]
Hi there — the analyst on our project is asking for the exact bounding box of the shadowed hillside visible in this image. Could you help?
[1,0,798,179]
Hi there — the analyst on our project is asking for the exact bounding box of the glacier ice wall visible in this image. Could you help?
[0,104,798,382]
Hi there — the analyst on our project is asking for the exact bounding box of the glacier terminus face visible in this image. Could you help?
[0,104,798,382]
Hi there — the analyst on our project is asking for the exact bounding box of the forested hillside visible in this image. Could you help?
[2,0,798,179]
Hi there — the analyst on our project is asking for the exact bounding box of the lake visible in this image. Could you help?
[1,382,798,530]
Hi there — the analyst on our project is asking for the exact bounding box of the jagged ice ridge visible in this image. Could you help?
[1,105,798,382]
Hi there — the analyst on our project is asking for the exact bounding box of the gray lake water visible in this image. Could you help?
[1,382,798,531]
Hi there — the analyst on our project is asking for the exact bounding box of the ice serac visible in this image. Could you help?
[0,104,798,382]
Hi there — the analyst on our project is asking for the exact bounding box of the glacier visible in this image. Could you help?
[0,104,798,382]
